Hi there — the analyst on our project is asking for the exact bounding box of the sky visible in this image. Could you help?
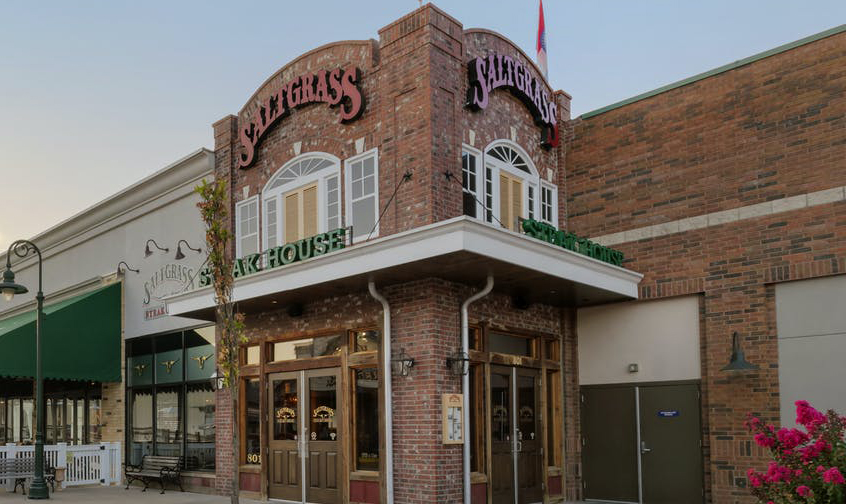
[1,0,844,252]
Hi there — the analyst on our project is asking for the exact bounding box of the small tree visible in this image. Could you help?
[196,178,246,504]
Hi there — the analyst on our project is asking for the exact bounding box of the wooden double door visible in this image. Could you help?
[268,368,341,503]
[491,366,544,504]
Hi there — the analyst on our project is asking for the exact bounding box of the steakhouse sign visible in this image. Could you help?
[466,53,558,149]
[239,65,365,168]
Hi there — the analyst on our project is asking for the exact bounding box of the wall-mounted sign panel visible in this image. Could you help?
[442,393,464,445]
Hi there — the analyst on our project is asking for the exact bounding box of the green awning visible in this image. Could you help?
[0,282,121,382]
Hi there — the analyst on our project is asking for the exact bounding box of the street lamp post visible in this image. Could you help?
[0,240,49,499]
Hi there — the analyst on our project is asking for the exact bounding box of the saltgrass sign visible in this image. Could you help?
[198,227,350,286]
[521,219,624,267]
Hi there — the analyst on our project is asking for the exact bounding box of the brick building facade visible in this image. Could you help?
[162,5,846,504]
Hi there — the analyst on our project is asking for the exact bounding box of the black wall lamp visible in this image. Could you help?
[175,239,202,260]
[144,239,168,257]
[446,350,470,376]
[392,348,414,377]
[116,261,139,275]
[721,331,760,372]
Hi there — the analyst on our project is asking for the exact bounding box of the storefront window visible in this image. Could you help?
[244,379,261,464]
[131,390,153,465]
[245,345,260,365]
[186,383,215,470]
[469,364,485,473]
[0,398,6,443]
[273,379,298,441]
[354,368,379,471]
[22,399,34,443]
[88,395,102,443]
[126,327,216,470]
[352,330,379,353]
[489,332,533,357]
[156,387,182,456]
[272,335,341,361]
[11,399,21,443]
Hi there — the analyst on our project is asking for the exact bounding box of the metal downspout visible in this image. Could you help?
[368,280,394,504]
[461,275,494,504]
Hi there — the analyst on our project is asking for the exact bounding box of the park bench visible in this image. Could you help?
[124,455,184,494]
[0,457,55,494]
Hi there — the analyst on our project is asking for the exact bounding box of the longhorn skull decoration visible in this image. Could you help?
[191,354,213,370]
[160,359,179,374]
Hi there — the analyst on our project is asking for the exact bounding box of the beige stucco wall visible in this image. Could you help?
[577,296,701,385]
[776,275,846,426]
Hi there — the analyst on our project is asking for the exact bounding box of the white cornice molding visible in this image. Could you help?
[2,148,213,267]
[166,217,643,315]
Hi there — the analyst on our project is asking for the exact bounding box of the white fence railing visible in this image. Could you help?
[1,442,121,489]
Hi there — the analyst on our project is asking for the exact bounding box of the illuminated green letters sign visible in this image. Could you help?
[521,219,624,267]
[198,227,349,286]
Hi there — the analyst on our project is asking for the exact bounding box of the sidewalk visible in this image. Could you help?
[0,486,263,503]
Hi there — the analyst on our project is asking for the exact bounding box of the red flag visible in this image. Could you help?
[537,0,548,78]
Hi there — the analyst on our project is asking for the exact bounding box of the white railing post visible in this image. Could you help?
[98,443,110,486]
[2,444,16,491]
[56,442,68,489]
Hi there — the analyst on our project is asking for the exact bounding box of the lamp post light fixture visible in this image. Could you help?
[721,331,760,372]
[391,347,414,377]
[144,239,168,258]
[0,240,50,499]
[174,239,202,260]
[446,350,470,376]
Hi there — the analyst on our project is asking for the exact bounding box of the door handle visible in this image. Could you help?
[515,441,523,453]
[641,441,651,454]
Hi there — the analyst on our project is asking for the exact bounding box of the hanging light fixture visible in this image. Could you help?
[721,331,759,372]
[175,239,202,260]
[445,350,470,376]
[391,348,414,377]
[144,239,168,258]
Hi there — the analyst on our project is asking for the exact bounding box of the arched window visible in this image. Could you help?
[465,141,557,231]
[262,153,341,249]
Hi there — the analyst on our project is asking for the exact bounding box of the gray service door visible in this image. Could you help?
[581,386,639,503]
[639,384,703,504]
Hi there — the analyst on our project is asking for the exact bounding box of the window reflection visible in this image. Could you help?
[186,383,215,470]
[353,331,379,353]
[156,387,182,457]
[131,390,153,465]
[354,368,379,470]
[272,335,341,361]
[244,379,261,464]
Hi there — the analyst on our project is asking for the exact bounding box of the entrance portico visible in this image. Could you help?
[167,217,642,503]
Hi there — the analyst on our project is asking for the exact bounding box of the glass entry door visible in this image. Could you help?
[268,369,341,504]
[491,366,543,504]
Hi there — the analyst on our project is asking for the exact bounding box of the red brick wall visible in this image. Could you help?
[565,30,846,504]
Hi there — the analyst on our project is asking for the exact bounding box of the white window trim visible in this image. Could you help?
[344,147,380,241]
[540,181,559,227]
[461,144,484,220]
[261,153,341,250]
[235,195,259,258]
[484,140,541,230]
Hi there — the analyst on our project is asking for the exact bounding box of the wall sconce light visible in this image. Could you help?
[116,261,140,275]
[144,239,169,258]
[392,348,414,377]
[721,331,760,372]
[446,350,470,376]
[212,370,225,391]
[175,239,202,260]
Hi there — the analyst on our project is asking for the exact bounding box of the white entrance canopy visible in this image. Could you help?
[165,216,642,319]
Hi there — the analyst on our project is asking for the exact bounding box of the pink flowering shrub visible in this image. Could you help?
[746,401,846,503]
